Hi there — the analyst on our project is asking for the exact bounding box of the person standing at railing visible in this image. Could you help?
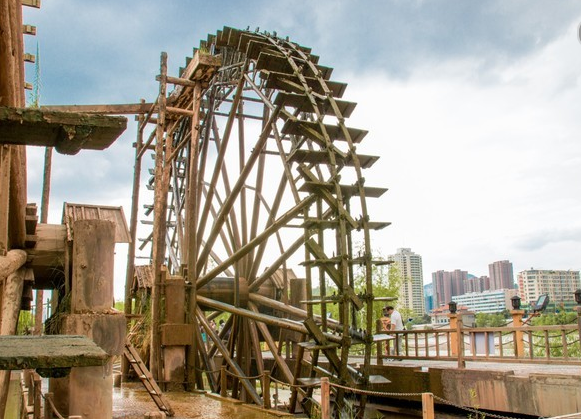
[385,306,404,356]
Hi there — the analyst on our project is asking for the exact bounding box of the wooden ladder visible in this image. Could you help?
[123,341,175,417]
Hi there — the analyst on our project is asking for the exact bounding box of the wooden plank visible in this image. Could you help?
[41,103,154,115]
[0,106,127,155]
[275,92,357,118]
[0,335,107,370]
[260,70,347,98]
[282,118,368,144]
[287,149,379,169]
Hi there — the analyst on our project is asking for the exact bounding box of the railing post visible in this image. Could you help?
[421,392,435,419]
[511,309,525,358]
[449,314,458,356]
[220,365,227,398]
[44,392,53,419]
[33,373,41,419]
[320,377,330,419]
[456,316,465,368]
[576,306,581,357]
[376,319,384,365]
[262,370,271,409]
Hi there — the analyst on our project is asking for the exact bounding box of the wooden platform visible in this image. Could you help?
[0,106,127,155]
[0,335,107,370]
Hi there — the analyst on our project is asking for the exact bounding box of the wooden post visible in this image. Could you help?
[456,315,465,369]
[449,314,457,356]
[0,266,26,417]
[220,365,227,398]
[33,373,41,419]
[0,145,10,255]
[421,392,435,419]
[262,370,271,409]
[150,52,168,382]
[320,377,330,419]
[511,309,525,358]
[44,392,53,419]
[122,100,145,380]
[185,80,202,390]
[376,318,384,366]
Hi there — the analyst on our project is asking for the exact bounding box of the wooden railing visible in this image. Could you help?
[378,323,581,366]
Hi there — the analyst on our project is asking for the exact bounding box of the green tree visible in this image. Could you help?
[475,312,506,327]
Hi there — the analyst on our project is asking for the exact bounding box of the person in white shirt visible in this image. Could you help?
[385,306,404,356]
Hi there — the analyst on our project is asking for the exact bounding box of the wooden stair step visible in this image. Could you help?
[299,181,388,198]
[287,149,379,169]
[298,341,340,351]
[256,52,333,80]
[300,218,391,231]
[282,118,368,144]
[274,92,357,118]
[260,70,347,98]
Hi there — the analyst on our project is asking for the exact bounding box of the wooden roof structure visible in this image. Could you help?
[62,202,131,243]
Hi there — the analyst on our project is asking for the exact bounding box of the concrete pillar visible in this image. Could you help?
[50,220,125,419]
[511,309,525,358]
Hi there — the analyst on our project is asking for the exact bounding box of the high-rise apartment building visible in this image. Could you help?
[518,269,581,305]
[464,275,490,293]
[489,260,514,290]
[432,269,467,307]
[424,283,434,314]
[388,248,425,315]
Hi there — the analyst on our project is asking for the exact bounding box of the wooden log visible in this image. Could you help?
[0,266,25,417]
[0,146,10,254]
[0,249,26,278]
[8,145,26,248]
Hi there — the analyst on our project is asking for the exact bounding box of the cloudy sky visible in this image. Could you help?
[22,1,581,299]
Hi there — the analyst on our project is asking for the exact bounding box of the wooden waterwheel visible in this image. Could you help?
[139,27,390,416]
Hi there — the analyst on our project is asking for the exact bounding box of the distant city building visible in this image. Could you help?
[389,248,425,315]
[432,269,467,307]
[517,269,581,306]
[423,283,434,314]
[452,289,518,313]
[464,275,490,293]
[489,260,514,290]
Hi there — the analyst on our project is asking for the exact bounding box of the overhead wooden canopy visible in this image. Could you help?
[0,106,127,155]
[0,335,107,371]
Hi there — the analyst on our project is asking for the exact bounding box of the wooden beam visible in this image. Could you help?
[0,106,127,155]
[41,103,155,115]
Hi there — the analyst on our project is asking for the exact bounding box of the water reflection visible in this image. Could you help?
[113,383,284,419]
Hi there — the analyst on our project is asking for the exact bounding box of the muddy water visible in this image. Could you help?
[113,383,286,419]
